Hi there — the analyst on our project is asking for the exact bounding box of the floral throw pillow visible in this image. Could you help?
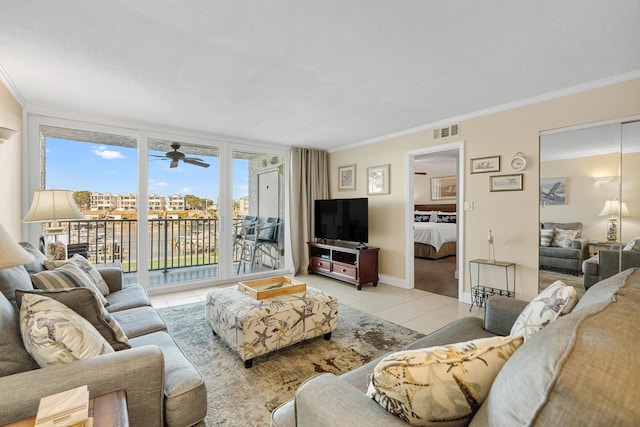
[20,293,114,367]
[551,228,579,248]
[510,280,579,340]
[366,335,523,426]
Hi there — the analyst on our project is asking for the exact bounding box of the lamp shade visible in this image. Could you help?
[599,200,631,217]
[0,126,17,143]
[0,224,34,269]
[23,190,85,223]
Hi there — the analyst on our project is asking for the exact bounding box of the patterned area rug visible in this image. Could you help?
[158,301,424,426]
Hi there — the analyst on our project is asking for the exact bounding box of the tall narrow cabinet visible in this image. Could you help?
[307,241,379,290]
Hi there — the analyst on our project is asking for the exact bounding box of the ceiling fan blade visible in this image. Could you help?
[183,158,210,168]
[170,159,179,168]
[149,154,167,158]
[183,156,204,162]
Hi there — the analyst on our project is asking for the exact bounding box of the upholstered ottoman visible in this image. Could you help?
[205,285,338,367]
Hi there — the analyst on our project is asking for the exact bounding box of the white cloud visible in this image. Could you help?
[181,187,191,193]
[149,179,169,188]
[93,145,126,160]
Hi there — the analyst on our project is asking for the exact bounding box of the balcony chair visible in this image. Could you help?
[233,215,258,259]
[236,217,282,273]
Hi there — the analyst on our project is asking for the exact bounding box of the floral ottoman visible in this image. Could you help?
[205,285,338,367]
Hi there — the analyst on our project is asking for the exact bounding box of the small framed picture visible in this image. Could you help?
[470,156,500,174]
[338,164,356,191]
[431,176,457,200]
[367,164,390,195]
[490,174,523,192]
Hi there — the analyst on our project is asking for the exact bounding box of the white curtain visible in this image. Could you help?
[289,147,329,274]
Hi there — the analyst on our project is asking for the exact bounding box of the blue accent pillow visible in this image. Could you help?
[414,214,432,222]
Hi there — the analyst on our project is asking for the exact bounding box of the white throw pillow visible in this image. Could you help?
[31,262,109,306]
[45,254,110,296]
[510,280,578,340]
[366,335,523,426]
[623,236,640,251]
[20,293,114,367]
[551,229,579,248]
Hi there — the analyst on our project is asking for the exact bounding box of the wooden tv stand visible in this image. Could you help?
[307,241,379,290]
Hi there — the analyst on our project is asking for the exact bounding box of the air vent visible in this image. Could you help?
[433,123,460,140]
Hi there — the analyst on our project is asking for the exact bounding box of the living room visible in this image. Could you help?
[1,2,640,426]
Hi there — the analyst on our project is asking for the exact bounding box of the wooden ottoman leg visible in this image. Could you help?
[324,332,332,340]
[244,359,253,369]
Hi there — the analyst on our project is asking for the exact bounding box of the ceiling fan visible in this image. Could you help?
[151,143,210,168]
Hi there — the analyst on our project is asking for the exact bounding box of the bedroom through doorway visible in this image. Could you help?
[406,142,463,299]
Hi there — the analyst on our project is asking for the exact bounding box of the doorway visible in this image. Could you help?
[405,141,464,300]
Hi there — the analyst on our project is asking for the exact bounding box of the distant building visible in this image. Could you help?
[90,192,118,211]
[237,196,249,217]
[148,194,165,211]
[118,193,137,211]
[167,194,186,211]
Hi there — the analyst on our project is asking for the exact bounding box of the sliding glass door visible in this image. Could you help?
[30,116,289,290]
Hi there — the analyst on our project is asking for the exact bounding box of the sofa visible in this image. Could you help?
[271,268,640,426]
[0,243,207,427]
[539,221,589,274]
[582,237,640,288]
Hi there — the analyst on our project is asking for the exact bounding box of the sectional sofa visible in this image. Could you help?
[272,268,640,426]
[0,243,207,427]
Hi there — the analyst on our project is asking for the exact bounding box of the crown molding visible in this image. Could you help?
[332,70,640,153]
[0,64,26,107]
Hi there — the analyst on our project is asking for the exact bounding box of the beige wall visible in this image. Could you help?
[541,152,640,243]
[0,80,23,240]
[329,78,640,301]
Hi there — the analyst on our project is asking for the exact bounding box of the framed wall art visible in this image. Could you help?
[367,164,390,195]
[490,174,523,192]
[338,164,356,191]
[431,176,457,200]
[470,155,500,173]
[540,177,566,205]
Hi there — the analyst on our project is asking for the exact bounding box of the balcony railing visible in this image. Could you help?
[56,218,245,273]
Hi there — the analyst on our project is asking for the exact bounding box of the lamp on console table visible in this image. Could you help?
[23,189,85,261]
[0,224,34,269]
[599,199,631,243]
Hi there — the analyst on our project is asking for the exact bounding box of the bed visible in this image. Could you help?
[414,203,457,259]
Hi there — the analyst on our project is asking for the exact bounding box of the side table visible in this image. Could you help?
[3,390,129,427]
[469,259,516,310]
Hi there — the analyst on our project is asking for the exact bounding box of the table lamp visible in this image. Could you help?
[0,224,34,269]
[23,189,85,260]
[599,199,631,243]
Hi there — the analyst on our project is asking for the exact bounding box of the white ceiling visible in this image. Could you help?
[2,1,640,150]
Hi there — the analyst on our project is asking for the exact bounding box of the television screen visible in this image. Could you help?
[314,198,368,244]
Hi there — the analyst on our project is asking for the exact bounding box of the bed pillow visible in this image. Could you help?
[436,213,456,223]
[30,262,109,306]
[45,254,110,296]
[510,280,578,340]
[367,335,523,426]
[540,228,555,247]
[16,288,130,351]
[551,228,579,248]
[414,213,432,222]
[19,293,114,367]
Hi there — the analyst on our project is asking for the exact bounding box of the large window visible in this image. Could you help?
[31,118,288,291]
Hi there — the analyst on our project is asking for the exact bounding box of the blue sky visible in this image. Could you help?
[46,138,248,202]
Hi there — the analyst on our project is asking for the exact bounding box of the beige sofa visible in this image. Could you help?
[272,267,640,426]
[0,243,207,427]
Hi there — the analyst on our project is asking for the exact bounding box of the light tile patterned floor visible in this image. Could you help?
[150,273,484,335]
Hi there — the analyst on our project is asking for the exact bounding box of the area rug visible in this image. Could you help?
[158,301,424,426]
[539,269,585,296]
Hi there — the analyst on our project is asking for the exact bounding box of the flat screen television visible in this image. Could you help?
[314,198,368,246]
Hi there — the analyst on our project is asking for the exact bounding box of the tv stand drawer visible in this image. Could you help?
[332,263,356,279]
[310,257,331,273]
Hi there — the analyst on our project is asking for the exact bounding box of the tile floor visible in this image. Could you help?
[149,273,484,335]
